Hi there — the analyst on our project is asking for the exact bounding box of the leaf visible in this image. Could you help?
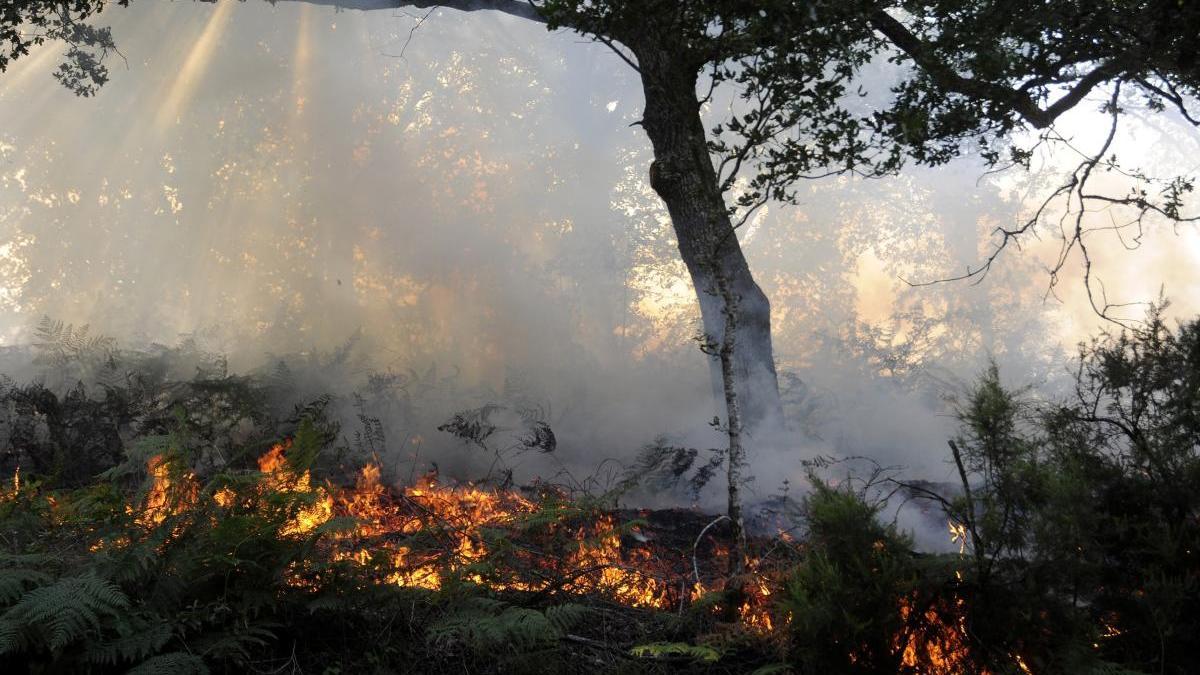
[629,641,722,663]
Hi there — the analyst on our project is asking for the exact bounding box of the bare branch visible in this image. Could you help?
[283,0,547,24]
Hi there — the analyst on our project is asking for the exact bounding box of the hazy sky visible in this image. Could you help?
[1,0,1197,500]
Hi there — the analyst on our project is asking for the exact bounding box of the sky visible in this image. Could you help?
[1,0,1197,513]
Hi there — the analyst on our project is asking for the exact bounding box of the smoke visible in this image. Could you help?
[0,0,1196,525]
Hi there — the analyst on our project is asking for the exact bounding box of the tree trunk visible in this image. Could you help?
[715,265,750,579]
[630,41,784,439]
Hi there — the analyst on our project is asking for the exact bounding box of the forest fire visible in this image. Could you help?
[66,442,998,671]
[132,453,198,529]
[127,442,675,608]
[894,595,980,674]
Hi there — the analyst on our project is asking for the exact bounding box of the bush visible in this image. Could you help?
[778,480,919,673]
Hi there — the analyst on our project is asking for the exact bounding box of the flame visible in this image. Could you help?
[86,442,1020,674]
[255,441,334,536]
[330,465,668,606]
[132,454,199,528]
[100,443,1024,675]
[105,442,897,640]
[1100,612,1122,639]
[883,520,1031,675]
[895,595,981,674]
[687,561,779,631]
[949,520,968,555]
[1,467,17,504]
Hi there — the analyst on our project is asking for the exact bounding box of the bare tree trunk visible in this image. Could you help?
[714,265,749,578]
[631,42,785,440]
[626,39,765,598]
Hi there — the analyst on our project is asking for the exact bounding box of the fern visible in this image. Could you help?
[93,540,160,586]
[427,598,585,655]
[749,665,792,675]
[0,573,129,654]
[99,434,172,482]
[0,554,57,604]
[629,641,723,663]
[542,603,590,635]
[125,651,209,675]
[620,438,725,499]
[33,315,116,366]
[190,623,276,663]
[1084,663,1153,675]
[82,615,172,666]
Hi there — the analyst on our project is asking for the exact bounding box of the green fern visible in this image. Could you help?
[543,603,590,635]
[0,554,57,604]
[749,664,793,675]
[629,641,723,663]
[0,573,129,654]
[99,434,172,482]
[190,623,276,663]
[82,615,172,666]
[427,598,585,655]
[93,540,160,586]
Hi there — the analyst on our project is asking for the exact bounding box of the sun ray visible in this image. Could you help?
[0,42,62,95]
[292,3,313,114]
[154,0,235,132]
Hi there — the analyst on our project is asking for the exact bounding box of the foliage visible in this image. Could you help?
[538,0,1198,209]
[891,306,1200,674]
[621,438,726,501]
[426,597,590,659]
[0,0,126,96]
[777,479,919,674]
[0,416,349,672]
[32,316,116,368]
[629,641,722,664]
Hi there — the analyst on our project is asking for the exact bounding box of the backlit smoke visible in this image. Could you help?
[0,0,1196,513]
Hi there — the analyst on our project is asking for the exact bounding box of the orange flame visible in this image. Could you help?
[133,454,198,528]
[111,443,803,634]
[255,441,333,536]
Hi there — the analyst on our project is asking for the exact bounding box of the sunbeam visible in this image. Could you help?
[154,0,235,131]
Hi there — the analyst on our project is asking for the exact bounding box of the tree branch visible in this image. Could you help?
[869,8,1121,130]
[285,0,547,24]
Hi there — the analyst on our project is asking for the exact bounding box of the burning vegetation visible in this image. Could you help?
[1,306,1199,673]
[0,416,996,673]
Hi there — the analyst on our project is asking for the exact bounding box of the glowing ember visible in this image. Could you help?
[1,467,16,502]
[895,595,980,674]
[949,520,968,555]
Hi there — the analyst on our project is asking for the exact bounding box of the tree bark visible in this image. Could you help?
[629,41,785,438]
[715,265,749,579]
